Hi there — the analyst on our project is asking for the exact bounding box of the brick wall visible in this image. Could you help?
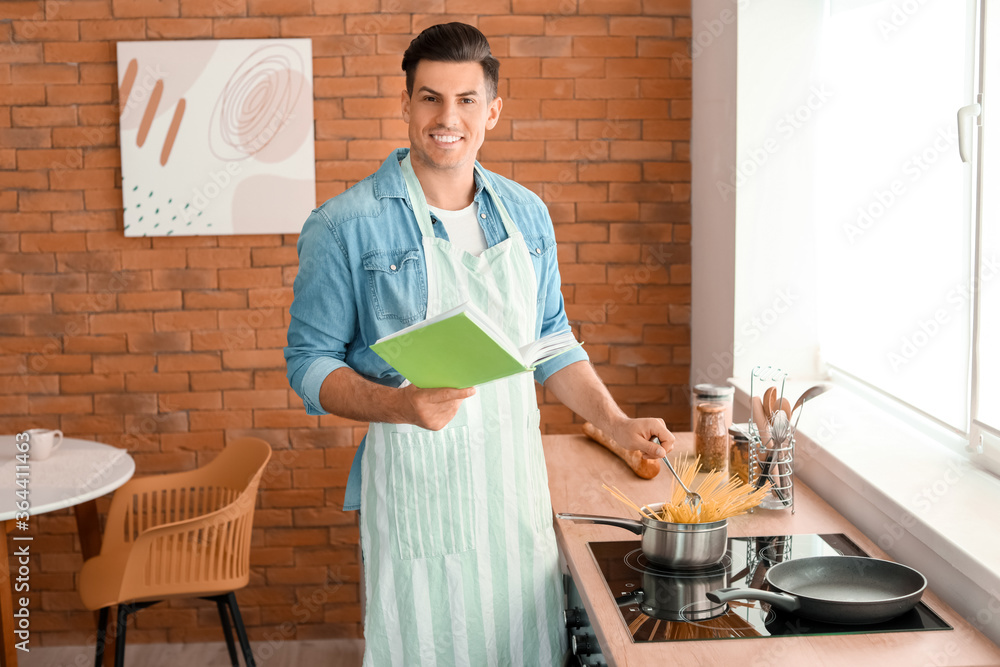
[0,0,691,646]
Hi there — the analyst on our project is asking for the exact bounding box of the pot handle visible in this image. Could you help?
[706,587,801,614]
[555,513,644,535]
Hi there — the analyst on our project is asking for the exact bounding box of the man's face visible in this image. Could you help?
[401,60,502,176]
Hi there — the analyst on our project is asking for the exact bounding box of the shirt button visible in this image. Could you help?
[480,213,487,219]
[535,248,542,254]
[390,264,397,271]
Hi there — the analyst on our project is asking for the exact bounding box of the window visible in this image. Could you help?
[812,0,996,470]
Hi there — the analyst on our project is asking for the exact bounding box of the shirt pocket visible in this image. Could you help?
[523,235,555,304]
[362,247,426,324]
[389,426,477,560]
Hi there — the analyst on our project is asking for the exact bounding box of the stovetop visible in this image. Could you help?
[589,533,951,643]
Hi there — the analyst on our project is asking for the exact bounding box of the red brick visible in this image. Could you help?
[0,128,50,149]
[49,168,115,190]
[0,294,51,314]
[60,373,124,394]
[575,78,640,99]
[159,391,223,411]
[45,0,112,19]
[140,16,212,37]
[183,291,246,310]
[30,395,93,415]
[191,330,256,351]
[188,409,252,430]
[190,370,253,391]
[212,16,279,38]
[79,19,145,40]
[578,0,640,12]
[0,85,46,105]
[179,0,246,16]
[187,247,251,268]
[42,41,114,63]
[116,290,182,311]
[94,393,157,414]
[89,312,152,334]
[0,171,47,190]
[63,334,126,353]
[153,310,219,332]
[544,16,607,36]
[46,84,112,105]
[247,0,310,14]
[124,372,189,392]
[479,15,544,35]
[509,36,572,57]
[151,269,217,290]
[605,141,674,163]
[0,43,43,64]
[218,267,282,289]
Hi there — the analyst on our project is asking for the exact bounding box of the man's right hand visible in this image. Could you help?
[400,385,476,430]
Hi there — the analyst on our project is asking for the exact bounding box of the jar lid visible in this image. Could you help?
[692,384,735,398]
[696,402,726,413]
[729,423,751,440]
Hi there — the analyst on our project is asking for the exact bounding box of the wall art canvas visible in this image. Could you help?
[116,39,315,237]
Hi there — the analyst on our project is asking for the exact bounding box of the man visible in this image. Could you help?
[286,22,674,667]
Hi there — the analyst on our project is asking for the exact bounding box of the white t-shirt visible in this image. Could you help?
[428,201,488,257]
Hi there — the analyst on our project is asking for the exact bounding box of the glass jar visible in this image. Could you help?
[694,403,729,472]
[728,423,751,485]
[690,384,735,431]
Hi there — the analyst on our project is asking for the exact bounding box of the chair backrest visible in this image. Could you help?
[117,437,272,602]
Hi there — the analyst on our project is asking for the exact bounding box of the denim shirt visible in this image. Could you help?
[285,149,588,508]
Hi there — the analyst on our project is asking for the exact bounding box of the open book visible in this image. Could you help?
[370,302,583,388]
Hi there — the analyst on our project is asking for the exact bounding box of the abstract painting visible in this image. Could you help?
[116,39,315,236]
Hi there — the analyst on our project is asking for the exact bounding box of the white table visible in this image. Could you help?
[0,436,135,667]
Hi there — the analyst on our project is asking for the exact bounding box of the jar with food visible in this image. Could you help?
[690,384,734,431]
[728,423,751,485]
[694,403,729,472]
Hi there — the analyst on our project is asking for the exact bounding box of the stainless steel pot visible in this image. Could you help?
[707,555,926,625]
[557,503,728,570]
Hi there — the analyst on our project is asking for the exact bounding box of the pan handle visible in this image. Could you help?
[555,513,644,535]
[706,587,802,614]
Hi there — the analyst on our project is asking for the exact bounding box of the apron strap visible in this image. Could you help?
[400,152,522,240]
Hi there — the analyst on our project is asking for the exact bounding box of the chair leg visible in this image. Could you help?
[95,606,109,667]
[114,604,129,667]
[213,596,240,667]
[225,592,256,667]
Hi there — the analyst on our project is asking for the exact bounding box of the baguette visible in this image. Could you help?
[582,422,660,479]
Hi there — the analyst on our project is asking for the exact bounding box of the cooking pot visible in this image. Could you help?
[556,503,728,570]
[707,555,926,625]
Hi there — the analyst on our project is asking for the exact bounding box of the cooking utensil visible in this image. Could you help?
[778,397,791,419]
[791,384,831,430]
[656,439,702,513]
[556,503,728,569]
[762,387,777,418]
[707,556,926,625]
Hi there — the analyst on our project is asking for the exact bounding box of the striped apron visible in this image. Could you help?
[358,155,566,667]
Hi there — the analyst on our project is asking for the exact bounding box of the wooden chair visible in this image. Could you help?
[77,437,272,667]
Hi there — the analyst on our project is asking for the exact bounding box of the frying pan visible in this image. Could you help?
[707,556,926,625]
[557,503,728,569]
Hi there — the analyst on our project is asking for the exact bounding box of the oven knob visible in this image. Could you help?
[571,634,594,656]
[564,607,587,628]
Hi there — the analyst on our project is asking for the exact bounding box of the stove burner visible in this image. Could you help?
[624,548,732,577]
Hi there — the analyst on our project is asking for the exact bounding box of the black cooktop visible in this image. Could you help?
[589,533,951,643]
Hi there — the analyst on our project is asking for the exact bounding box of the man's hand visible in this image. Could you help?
[400,385,476,430]
[608,417,675,460]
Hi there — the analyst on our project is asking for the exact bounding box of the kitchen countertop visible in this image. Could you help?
[544,432,1000,666]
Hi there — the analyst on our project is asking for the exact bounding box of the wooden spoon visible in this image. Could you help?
[762,387,777,418]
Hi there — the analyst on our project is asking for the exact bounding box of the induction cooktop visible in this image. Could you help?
[589,533,951,643]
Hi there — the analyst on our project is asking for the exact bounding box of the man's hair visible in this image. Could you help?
[401,23,500,100]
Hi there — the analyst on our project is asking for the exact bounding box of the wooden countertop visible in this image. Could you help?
[544,432,1000,666]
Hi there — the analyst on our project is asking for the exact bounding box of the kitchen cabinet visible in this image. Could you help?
[544,432,1000,666]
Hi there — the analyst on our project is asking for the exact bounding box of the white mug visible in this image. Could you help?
[26,428,63,461]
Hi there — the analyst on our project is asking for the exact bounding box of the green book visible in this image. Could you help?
[370,302,582,388]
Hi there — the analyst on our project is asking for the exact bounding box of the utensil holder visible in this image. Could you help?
[747,365,795,513]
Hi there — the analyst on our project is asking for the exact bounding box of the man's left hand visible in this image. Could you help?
[608,417,675,460]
